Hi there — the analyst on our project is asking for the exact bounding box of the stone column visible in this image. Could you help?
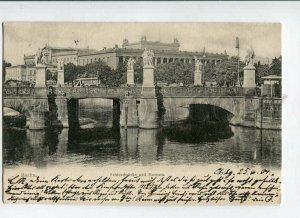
[138,97,158,128]
[56,97,69,127]
[161,58,163,64]
[154,58,158,66]
[127,69,134,86]
[35,65,46,87]
[57,68,64,86]
[243,64,256,88]
[194,62,203,86]
[138,61,158,128]
[29,99,48,130]
[142,65,155,88]
[120,97,139,127]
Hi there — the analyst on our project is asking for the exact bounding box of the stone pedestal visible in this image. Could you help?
[194,70,203,86]
[28,99,48,130]
[56,97,69,128]
[138,97,158,129]
[243,65,256,88]
[35,65,46,87]
[120,97,139,127]
[138,65,159,128]
[142,65,156,97]
[127,69,134,86]
[57,69,64,86]
[143,65,155,88]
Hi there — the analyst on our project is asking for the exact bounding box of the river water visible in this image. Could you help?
[3,101,281,170]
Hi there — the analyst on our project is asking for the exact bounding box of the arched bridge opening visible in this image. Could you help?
[188,104,234,125]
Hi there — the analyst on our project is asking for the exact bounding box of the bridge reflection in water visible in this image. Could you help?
[3,123,281,169]
[3,100,281,168]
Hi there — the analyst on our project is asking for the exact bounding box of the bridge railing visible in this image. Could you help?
[3,87,48,97]
[158,87,259,97]
[54,86,142,98]
[3,86,260,98]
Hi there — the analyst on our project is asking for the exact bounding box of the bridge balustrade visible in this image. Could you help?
[4,87,34,97]
[3,86,259,98]
[55,86,143,98]
[158,87,259,97]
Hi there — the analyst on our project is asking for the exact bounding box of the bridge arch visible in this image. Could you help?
[161,97,245,125]
[188,104,234,124]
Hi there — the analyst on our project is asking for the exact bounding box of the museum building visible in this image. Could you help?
[23,36,228,70]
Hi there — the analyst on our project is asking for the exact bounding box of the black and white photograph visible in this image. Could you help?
[2,22,282,205]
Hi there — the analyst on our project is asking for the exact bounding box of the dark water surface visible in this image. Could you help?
[3,108,281,169]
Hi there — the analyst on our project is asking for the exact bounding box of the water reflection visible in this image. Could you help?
[3,122,281,169]
[162,122,233,143]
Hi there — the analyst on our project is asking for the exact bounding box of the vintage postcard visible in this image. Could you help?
[2,22,281,205]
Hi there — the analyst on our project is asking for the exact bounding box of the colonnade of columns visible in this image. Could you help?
[119,56,222,66]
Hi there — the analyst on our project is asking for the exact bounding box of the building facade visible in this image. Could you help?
[5,65,27,81]
[5,65,37,83]
[23,37,229,70]
[6,37,229,84]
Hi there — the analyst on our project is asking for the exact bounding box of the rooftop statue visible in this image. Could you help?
[127,57,136,71]
[122,38,129,45]
[142,49,154,67]
[194,56,203,71]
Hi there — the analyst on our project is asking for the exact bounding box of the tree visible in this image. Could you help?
[2,60,12,81]
[84,61,112,85]
[255,61,269,86]
[113,61,127,86]
[155,61,194,85]
[212,57,245,87]
[64,63,83,84]
[268,56,282,76]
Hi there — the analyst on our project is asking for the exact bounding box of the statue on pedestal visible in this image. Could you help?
[127,57,136,71]
[194,56,203,71]
[142,49,154,67]
[35,48,46,66]
[245,47,255,66]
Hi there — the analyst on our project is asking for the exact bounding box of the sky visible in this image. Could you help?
[3,22,281,65]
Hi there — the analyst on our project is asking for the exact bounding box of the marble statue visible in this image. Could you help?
[142,49,154,66]
[245,47,255,66]
[35,48,45,65]
[127,57,136,71]
[194,56,202,71]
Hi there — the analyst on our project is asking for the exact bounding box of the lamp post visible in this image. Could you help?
[202,53,206,86]
[236,37,240,87]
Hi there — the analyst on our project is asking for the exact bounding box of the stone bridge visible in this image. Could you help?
[3,86,281,130]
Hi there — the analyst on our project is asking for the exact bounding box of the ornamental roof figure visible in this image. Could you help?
[122,38,129,45]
